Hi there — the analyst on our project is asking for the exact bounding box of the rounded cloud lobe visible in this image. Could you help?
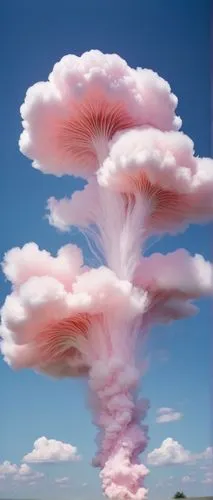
[147,438,213,467]
[23,436,80,463]
[98,126,213,234]
[19,50,181,179]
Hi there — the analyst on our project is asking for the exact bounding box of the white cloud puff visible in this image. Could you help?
[0,461,43,482]
[156,407,183,424]
[147,439,213,467]
[0,461,18,477]
[147,438,190,466]
[23,436,80,463]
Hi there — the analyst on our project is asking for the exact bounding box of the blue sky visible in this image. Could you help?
[0,1,212,499]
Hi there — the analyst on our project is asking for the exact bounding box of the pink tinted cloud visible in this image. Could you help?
[133,249,213,326]
[98,126,213,234]
[0,261,145,378]
[2,243,84,291]
[19,50,181,179]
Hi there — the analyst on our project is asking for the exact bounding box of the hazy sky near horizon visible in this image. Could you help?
[0,1,212,499]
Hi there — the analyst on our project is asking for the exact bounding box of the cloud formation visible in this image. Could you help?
[19,50,180,179]
[0,461,18,477]
[0,461,43,482]
[147,438,190,466]
[147,438,212,467]
[156,407,183,424]
[98,126,213,235]
[23,436,80,463]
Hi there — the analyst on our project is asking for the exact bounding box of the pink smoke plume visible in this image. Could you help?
[1,50,213,500]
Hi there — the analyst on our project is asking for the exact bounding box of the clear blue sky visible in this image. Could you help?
[0,1,212,499]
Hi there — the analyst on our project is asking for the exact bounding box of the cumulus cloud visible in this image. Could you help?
[147,439,213,467]
[14,464,44,482]
[147,438,190,466]
[23,436,80,463]
[0,461,43,482]
[156,407,183,424]
[0,461,18,477]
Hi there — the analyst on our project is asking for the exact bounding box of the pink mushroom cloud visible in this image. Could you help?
[2,49,213,500]
[97,126,213,234]
[0,252,146,378]
[19,50,181,179]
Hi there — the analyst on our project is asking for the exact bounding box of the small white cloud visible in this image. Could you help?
[0,461,43,482]
[0,461,18,477]
[23,436,80,463]
[148,439,213,468]
[14,463,44,482]
[17,464,32,476]
[147,438,190,466]
[182,475,195,483]
[55,477,69,484]
[156,407,183,424]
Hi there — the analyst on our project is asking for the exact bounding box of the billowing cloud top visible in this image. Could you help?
[23,436,79,463]
[2,242,84,290]
[0,247,146,377]
[19,50,181,179]
[98,126,213,233]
